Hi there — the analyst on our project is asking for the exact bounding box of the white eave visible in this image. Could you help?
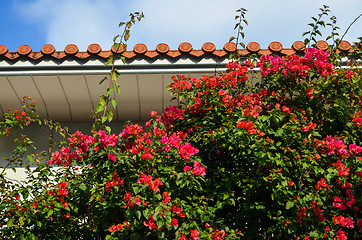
[0,55,229,122]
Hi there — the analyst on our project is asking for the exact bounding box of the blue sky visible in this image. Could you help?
[1,0,361,52]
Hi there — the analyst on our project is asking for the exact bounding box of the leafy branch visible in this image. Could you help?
[229,8,248,60]
[93,12,144,129]
[302,5,330,48]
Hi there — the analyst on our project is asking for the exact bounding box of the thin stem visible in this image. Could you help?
[340,14,362,42]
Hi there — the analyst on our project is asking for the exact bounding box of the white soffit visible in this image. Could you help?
[0,56,229,121]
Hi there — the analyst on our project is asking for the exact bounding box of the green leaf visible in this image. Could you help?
[27,155,34,165]
[105,126,111,134]
[113,35,120,43]
[136,210,141,220]
[275,128,283,137]
[79,183,86,191]
[96,104,105,113]
[107,88,114,96]
[45,209,53,218]
[101,116,108,123]
[99,76,108,85]
[120,56,126,64]
[124,30,130,41]
[7,218,14,227]
[116,84,121,95]
[143,209,151,219]
[286,201,294,209]
[99,95,107,106]
[111,99,117,109]
[107,110,113,122]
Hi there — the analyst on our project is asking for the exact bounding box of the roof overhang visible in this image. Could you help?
[0,40,354,122]
[0,54,229,122]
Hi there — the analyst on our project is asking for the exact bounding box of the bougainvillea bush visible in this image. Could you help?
[165,46,362,239]
[1,35,362,240]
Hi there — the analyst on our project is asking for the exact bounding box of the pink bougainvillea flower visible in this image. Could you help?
[189,230,200,240]
[192,160,206,176]
[184,165,192,172]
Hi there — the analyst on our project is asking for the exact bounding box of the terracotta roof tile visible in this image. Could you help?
[98,50,112,59]
[213,50,228,58]
[269,41,283,52]
[29,52,43,60]
[156,43,169,54]
[133,43,147,54]
[316,41,329,51]
[144,51,159,58]
[0,41,356,62]
[75,52,91,59]
[0,45,8,55]
[292,41,305,51]
[202,42,216,53]
[167,50,182,58]
[246,42,260,52]
[87,44,101,54]
[189,50,204,57]
[41,44,55,55]
[64,44,79,55]
[178,42,192,53]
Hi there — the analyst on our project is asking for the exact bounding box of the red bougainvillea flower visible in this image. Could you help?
[189,230,200,240]
[170,218,178,227]
[315,178,329,190]
[162,191,171,205]
[282,106,291,114]
[305,89,314,99]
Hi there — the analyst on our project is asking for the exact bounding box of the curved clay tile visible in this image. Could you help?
[269,41,283,52]
[224,42,236,52]
[98,51,112,59]
[52,51,67,59]
[338,40,351,51]
[64,44,79,55]
[122,51,136,58]
[213,50,228,57]
[144,51,159,58]
[87,44,102,54]
[0,41,357,62]
[5,52,20,60]
[189,50,204,57]
[281,49,296,56]
[41,44,55,55]
[179,42,192,53]
[75,52,91,59]
[259,49,272,55]
[29,52,43,60]
[133,43,147,54]
[111,44,124,54]
[167,50,182,58]
[202,42,216,53]
[156,43,169,53]
[0,45,8,55]
[246,42,260,52]
[316,40,328,51]
[18,45,32,56]
[292,41,305,51]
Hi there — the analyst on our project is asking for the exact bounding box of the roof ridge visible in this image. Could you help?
[0,41,354,61]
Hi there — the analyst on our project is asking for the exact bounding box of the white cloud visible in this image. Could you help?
[15,0,362,51]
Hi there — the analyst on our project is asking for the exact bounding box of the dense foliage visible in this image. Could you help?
[0,9,362,240]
